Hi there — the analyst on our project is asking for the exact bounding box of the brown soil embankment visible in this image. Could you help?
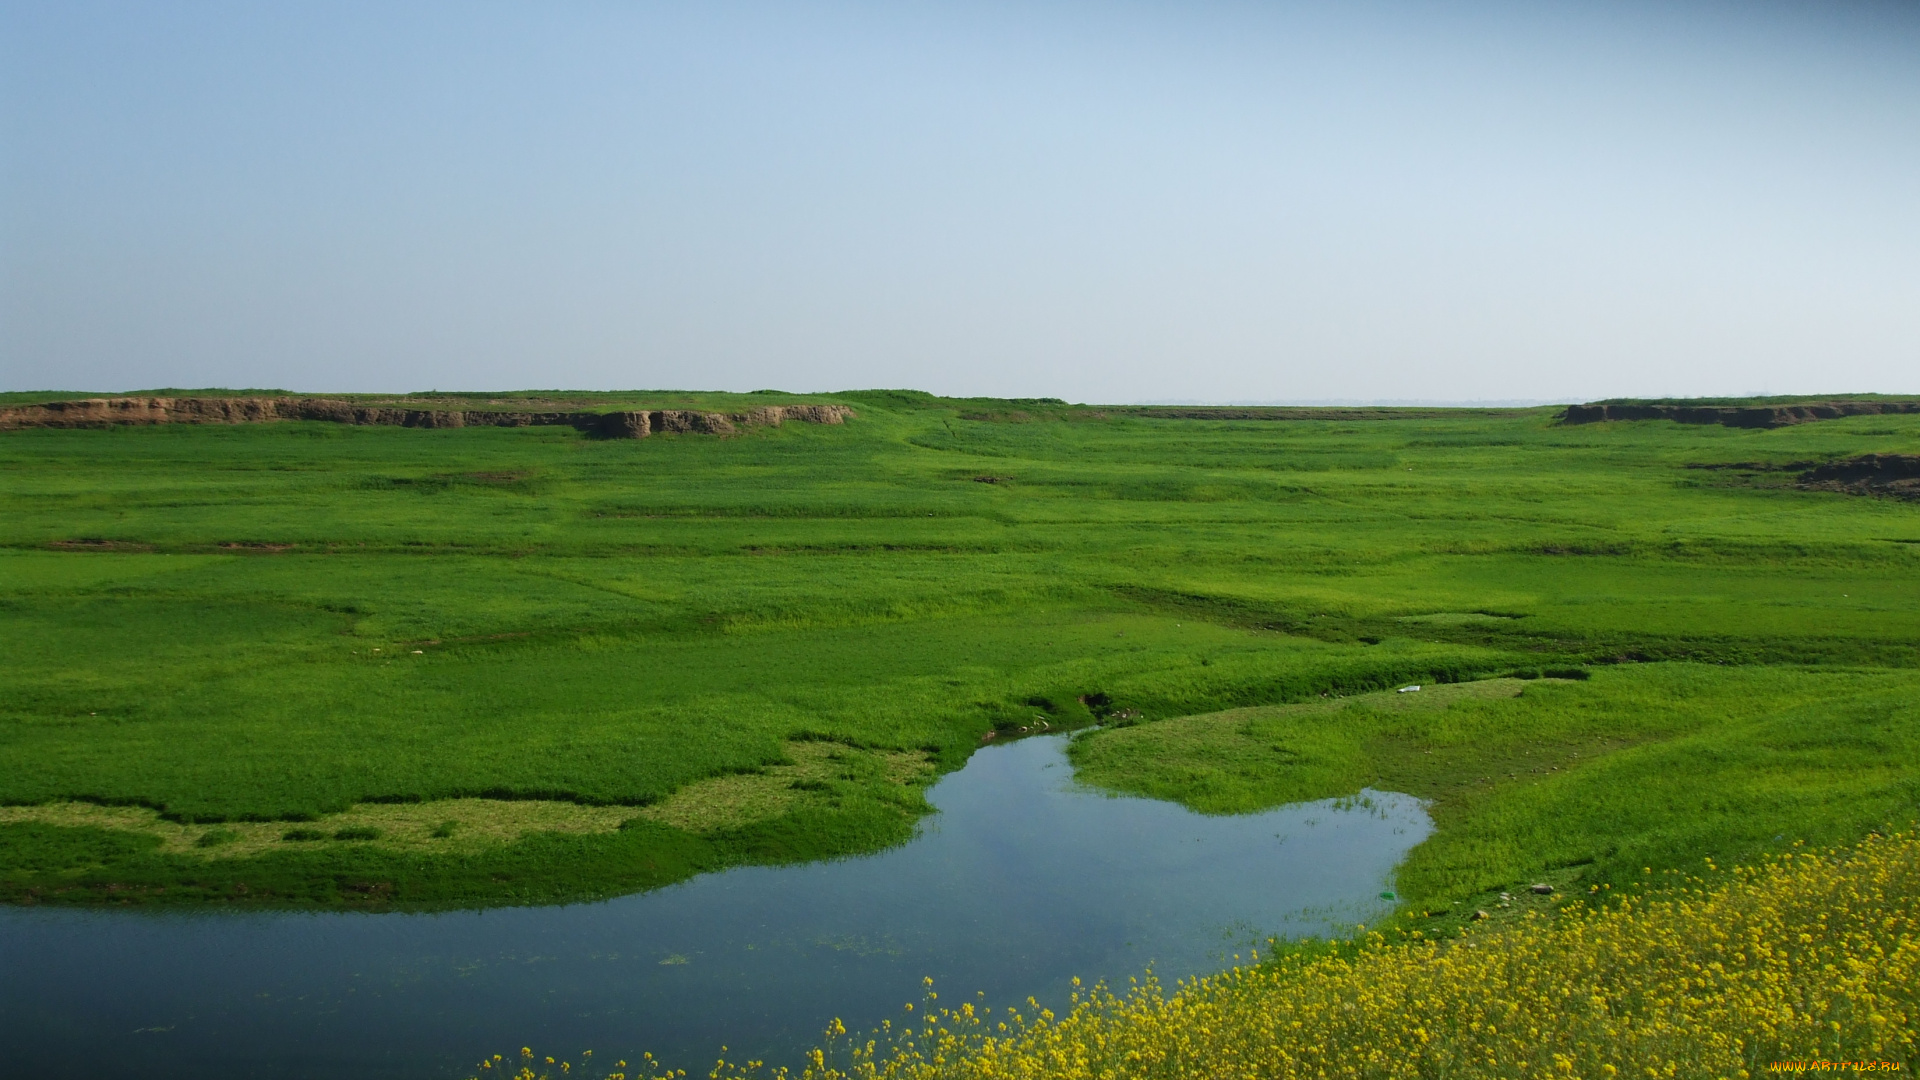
[1799,454,1920,500]
[1130,406,1522,421]
[0,397,853,438]
[1562,400,1920,428]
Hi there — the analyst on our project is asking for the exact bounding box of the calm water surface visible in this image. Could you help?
[0,735,1430,1079]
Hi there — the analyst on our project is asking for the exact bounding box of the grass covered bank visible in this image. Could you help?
[2,390,1918,907]
[1070,665,1920,934]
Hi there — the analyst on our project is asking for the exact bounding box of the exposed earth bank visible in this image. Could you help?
[0,396,854,438]
[1800,453,1920,500]
[1562,399,1920,428]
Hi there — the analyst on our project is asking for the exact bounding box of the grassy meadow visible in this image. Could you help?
[1,390,1917,915]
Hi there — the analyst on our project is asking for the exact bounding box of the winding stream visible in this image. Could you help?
[0,735,1431,1079]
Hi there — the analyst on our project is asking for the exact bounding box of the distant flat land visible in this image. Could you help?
[1,389,1917,919]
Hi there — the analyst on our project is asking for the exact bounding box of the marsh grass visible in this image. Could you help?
[631,742,934,833]
[3,392,1918,906]
[0,797,635,858]
[1072,666,1920,927]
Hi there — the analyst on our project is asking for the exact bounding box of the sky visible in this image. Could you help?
[3,0,1918,403]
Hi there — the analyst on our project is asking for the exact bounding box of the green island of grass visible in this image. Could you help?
[2,389,1917,924]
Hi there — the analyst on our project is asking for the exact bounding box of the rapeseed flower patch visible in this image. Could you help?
[554,831,1913,1080]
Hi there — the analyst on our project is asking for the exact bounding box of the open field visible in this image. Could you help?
[1,390,1918,910]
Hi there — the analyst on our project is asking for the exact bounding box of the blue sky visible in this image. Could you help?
[4,0,1917,402]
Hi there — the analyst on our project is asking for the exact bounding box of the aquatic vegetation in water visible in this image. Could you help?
[470,1047,669,1080]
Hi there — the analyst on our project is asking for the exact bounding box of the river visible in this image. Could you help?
[0,734,1430,1079]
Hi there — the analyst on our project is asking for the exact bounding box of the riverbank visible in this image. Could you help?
[573,831,1920,1079]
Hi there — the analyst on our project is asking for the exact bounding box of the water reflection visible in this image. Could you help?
[0,734,1430,1079]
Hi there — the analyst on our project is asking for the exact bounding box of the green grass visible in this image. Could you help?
[1071,665,1920,934]
[1,392,1917,909]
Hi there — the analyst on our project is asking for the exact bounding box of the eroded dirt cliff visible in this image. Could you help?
[1562,400,1920,428]
[1799,454,1920,500]
[0,397,853,437]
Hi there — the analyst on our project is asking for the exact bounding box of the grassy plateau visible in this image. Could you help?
[1,389,1917,935]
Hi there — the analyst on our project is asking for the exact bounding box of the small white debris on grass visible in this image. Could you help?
[1397,685,1422,693]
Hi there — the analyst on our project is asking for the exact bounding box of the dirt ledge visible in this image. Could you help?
[1798,454,1920,500]
[1561,400,1920,429]
[0,396,854,438]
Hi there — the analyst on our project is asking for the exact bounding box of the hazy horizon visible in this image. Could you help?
[5,1,1919,402]
[4,388,1590,408]
[20,386,1915,410]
